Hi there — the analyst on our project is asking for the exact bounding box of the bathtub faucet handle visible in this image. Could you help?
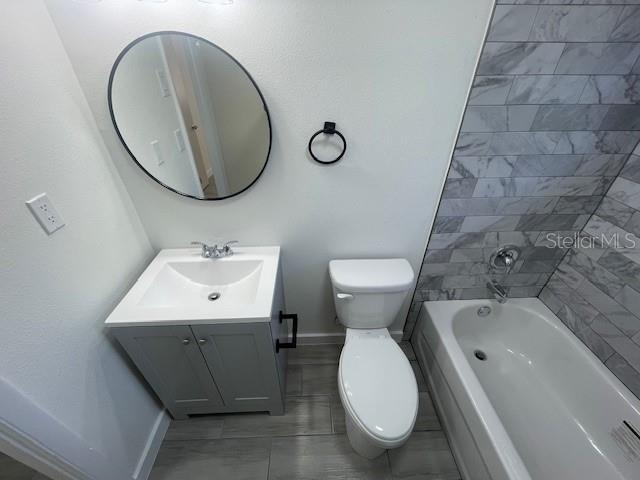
[490,245,521,273]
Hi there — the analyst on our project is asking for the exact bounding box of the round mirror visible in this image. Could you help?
[108,32,271,200]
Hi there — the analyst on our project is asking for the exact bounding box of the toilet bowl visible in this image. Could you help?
[329,258,418,458]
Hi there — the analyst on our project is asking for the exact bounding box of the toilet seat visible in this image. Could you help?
[338,329,418,446]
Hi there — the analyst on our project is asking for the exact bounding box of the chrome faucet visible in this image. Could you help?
[487,279,508,304]
[191,240,238,259]
[490,245,520,274]
[486,246,520,304]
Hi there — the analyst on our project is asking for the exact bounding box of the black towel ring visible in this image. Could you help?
[308,121,347,165]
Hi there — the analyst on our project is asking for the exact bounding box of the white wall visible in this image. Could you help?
[198,44,270,192]
[0,1,163,478]
[46,0,494,338]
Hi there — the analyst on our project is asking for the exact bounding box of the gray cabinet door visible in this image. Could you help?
[112,325,224,419]
[191,323,283,414]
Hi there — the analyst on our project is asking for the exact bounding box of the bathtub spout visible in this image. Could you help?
[487,280,508,304]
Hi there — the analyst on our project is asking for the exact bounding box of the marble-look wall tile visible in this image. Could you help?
[555,262,585,289]
[606,354,640,399]
[507,105,540,131]
[609,5,640,42]
[450,248,485,263]
[516,213,581,230]
[553,131,640,154]
[427,232,494,250]
[449,156,516,178]
[554,195,602,214]
[473,176,605,197]
[575,154,627,176]
[488,5,540,42]
[529,6,622,42]
[421,261,488,276]
[531,105,609,131]
[507,75,588,104]
[408,3,640,400]
[497,196,561,214]
[488,132,561,154]
[499,1,589,4]
[596,196,635,226]
[442,178,478,198]
[580,75,640,105]
[547,274,601,321]
[460,215,521,232]
[565,249,625,297]
[424,249,452,264]
[437,197,559,216]
[469,76,514,105]
[608,176,640,209]
[478,42,566,75]
[575,325,616,362]
[621,154,640,183]
[624,211,640,236]
[602,335,640,372]
[436,198,502,216]
[599,105,640,131]
[555,43,640,75]
[498,231,542,246]
[576,278,640,336]
[461,106,507,132]
[454,133,492,156]
[599,249,640,291]
[615,285,640,319]
[432,216,464,233]
[512,155,582,176]
[539,286,563,313]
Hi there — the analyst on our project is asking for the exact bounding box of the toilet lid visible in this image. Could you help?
[339,335,418,442]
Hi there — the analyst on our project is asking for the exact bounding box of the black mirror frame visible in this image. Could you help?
[107,30,273,201]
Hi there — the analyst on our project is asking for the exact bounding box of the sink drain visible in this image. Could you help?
[208,292,221,301]
[474,350,487,361]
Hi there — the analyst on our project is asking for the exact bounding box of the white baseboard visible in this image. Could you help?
[0,377,128,480]
[133,410,170,480]
[296,330,405,345]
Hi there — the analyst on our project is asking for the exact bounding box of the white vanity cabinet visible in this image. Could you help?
[105,247,295,419]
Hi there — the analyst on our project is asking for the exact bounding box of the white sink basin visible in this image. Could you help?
[105,246,280,326]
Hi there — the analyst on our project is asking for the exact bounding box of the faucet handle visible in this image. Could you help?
[221,240,238,254]
[191,241,212,257]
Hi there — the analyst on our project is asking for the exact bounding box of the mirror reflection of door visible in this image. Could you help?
[162,36,230,198]
[109,32,271,200]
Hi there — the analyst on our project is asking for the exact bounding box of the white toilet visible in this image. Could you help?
[329,258,419,459]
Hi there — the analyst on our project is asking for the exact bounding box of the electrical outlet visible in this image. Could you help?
[26,193,65,235]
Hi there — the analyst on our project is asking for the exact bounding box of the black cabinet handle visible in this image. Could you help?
[276,311,298,352]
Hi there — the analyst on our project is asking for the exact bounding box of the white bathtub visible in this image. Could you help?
[411,297,640,480]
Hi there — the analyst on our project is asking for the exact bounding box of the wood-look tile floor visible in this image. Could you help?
[150,342,461,480]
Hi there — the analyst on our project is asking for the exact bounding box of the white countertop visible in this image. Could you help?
[105,246,280,327]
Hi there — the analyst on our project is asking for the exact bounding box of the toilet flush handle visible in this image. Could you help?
[337,293,354,301]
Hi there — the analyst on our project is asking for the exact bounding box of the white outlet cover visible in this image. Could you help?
[151,140,164,166]
[155,69,171,98]
[25,193,65,235]
[174,129,186,152]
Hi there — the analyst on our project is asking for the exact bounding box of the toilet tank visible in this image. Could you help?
[329,259,415,329]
